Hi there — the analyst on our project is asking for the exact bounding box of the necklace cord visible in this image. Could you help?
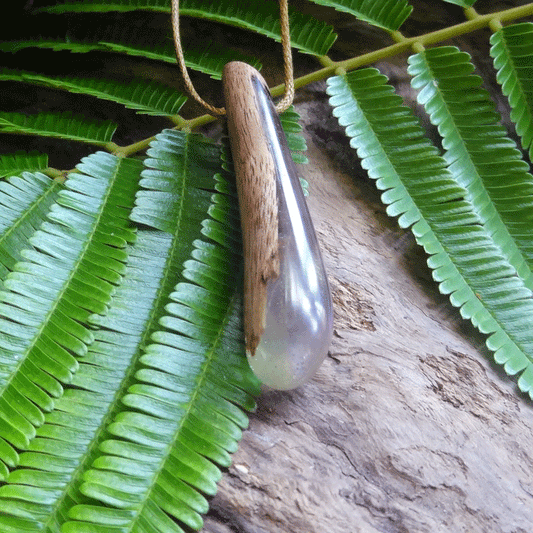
[170,0,295,116]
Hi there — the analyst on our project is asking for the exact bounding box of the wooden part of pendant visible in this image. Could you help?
[223,61,333,389]
[222,61,280,356]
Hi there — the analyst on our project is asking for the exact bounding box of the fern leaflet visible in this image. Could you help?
[99,38,261,80]
[490,22,533,160]
[0,152,48,179]
[0,153,138,488]
[306,0,412,31]
[0,172,61,282]
[0,129,249,532]
[40,0,337,56]
[1,35,259,81]
[408,46,533,288]
[0,112,117,145]
[63,141,259,533]
[327,68,533,398]
[0,69,187,117]
[130,130,218,233]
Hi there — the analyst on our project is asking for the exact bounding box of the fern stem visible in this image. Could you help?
[340,5,533,71]
[489,18,504,32]
[168,114,189,127]
[43,167,67,181]
[172,2,533,135]
[112,137,155,157]
[104,141,121,153]
[463,7,479,21]
[275,3,533,93]
[318,55,336,67]
[181,113,218,129]
[390,31,408,43]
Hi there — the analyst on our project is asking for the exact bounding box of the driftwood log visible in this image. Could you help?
[204,88,533,533]
[202,5,533,531]
[222,62,280,358]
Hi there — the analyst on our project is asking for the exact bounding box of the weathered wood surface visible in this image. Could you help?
[223,62,280,357]
[204,84,533,533]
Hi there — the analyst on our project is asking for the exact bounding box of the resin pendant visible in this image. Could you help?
[222,62,333,390]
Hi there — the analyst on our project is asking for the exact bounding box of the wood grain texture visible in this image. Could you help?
[222,62,280,355]
[204,80,533,533]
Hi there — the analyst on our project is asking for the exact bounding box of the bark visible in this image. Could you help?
[203,74,533,533]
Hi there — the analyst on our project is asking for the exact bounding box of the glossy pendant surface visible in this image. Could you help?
[223,62,333,390]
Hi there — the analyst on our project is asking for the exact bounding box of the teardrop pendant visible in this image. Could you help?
[223,62,333,390]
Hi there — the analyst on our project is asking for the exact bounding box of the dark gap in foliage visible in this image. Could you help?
[403,0,465,35]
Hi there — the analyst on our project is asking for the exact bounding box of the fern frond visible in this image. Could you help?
[41,0,337,56]
[0,152,48,178]
[280,107,308,164]
[327,68,533,397]
[306,0,412,31]
[0,230,174,531]
[100,38,261,80]
[0,130,230,531]
[0,38,98,54]
[0,172,61,282]
[130,130,218,233]
[2,120,303,529]
[0,36,259,81]
[0,69,187,116]
[440,0,477,6]
[0,153,138,478]
[490,22,533,160]
[69,192,256,533]
[408,46,533,287]
[57,146,258,532]
[0,112,117,145]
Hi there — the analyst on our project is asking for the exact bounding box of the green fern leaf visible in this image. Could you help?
[306,0,412,31]
[41,0,337,56]
[490,22,533,160]
[0,69,187,116]
[70,201,256,533]
[0,152,48,178]
[62,152,258,532]
[408,46,533,287]
[0,172,61,282]
[280,107,309,164]
[0,112,117,145]
[0,38,98,54]
[0,130,233,531]
[0,229,174,531]
[100,38,261,80]
[440,0,477,6]
[0,231,173,532]
[0,35,259,81]
[0,153,138,479]
[327,68,533,398]
[130,130,218,232]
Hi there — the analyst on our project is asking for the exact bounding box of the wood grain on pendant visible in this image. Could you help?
[222,61,280,356]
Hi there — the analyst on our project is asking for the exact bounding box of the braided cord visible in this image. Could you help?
[171,0,295,116]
